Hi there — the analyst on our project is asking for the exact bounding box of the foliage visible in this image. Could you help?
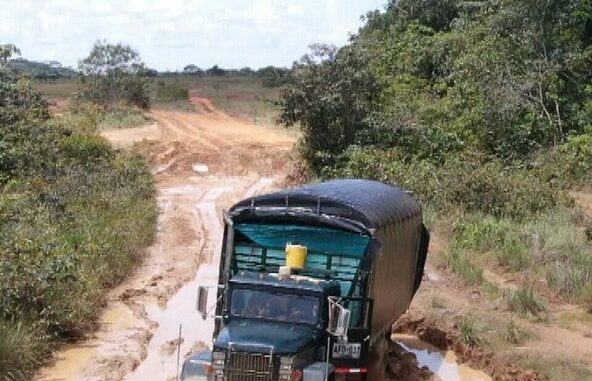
[154,80,189,101]
[0,44,20,68]
[6,59,77,79]
[278,44,379,173]
[76,41,150,109]
[256,66,292,87]
[183,64,203,76]
[0,71,156,380]
[279,0,592,216]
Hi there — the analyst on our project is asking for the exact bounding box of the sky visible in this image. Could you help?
[0,0,386,71]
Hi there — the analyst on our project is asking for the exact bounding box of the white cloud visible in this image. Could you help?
[0,0,386,70]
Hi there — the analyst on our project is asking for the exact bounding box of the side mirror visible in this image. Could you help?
[327,298,351,339]
[197,286,208,320]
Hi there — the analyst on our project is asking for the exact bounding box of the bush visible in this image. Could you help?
[154,81,189,101]
[504,285,547,316]
[76,41,151,109]
[0,72,157,380]
[329,148,558,219]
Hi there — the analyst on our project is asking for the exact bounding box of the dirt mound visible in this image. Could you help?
[393,313,547,381]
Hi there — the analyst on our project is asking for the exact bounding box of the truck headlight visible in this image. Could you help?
[279,356,301,381]
[280,356,293,371]
[212,350,226,370]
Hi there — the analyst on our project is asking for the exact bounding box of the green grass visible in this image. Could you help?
[443,246,484,285]
[456,315,481,347]
[512,352,592,381]
[503,285,547,316]
[0,320,48,381]
[440,207,592,308]
[97,107,152,129]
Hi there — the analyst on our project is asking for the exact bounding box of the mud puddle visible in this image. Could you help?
[126,177,276,381]
[392,334,492,381]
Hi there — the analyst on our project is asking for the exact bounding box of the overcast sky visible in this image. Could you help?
[0,0,386,71]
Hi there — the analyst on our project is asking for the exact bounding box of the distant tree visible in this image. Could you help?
[144,68,159,77]
[0,44,20,69]
[239,67,254,76]
[256,65,292,87]
[206,64,226,76]
[77,40,150,109]
[183,64,203,75]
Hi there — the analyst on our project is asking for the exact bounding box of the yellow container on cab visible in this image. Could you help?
[285,243,307,269]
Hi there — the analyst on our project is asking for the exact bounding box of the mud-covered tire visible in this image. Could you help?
[366,334,389,381]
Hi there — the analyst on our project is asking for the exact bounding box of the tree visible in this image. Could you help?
[278,44,379,173]
[206,64,225,76]
[76,41,150,109]
[0,44,20,69]
[183,64,203,75]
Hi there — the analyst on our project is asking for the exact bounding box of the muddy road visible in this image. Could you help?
[36,95,504,381]
[36,96,294,381]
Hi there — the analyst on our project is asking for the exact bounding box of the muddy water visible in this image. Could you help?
[127,177,276,381]
[392,334,492,381]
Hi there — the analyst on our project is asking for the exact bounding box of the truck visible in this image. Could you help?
[182,179,429,381]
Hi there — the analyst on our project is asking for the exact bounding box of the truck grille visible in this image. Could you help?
[226,352,274,381]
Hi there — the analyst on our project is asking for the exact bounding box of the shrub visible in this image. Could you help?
[0,73,157,380]
[60,134,113,162]
[504,285,547,316]
[503,319,528,344]
[76,41,151,109]
[330,148,558,219]
[456,315,481,347]
[154,81,189,101]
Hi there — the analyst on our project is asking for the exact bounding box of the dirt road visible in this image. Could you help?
[36,95,295,381]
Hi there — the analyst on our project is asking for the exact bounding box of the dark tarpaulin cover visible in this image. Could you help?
[229,179,422,234]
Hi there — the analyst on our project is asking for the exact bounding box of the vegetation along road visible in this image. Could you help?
[36,94,295,381]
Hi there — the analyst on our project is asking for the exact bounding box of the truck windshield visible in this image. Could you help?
[230,289,320,325]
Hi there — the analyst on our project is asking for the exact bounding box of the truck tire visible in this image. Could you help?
[367,334,389,381]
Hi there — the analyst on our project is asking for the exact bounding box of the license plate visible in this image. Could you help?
[332,343,361,359]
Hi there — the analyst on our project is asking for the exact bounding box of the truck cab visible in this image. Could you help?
[211,272,341,381]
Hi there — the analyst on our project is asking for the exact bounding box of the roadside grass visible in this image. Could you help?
[456,315,481,347]
[0,320,48,381]
[442,245,484,286]
[503,286,547,316]
[153,80,189,102]
[511,352,592,381]
[439,207,592,309]
[97,107,152,129]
